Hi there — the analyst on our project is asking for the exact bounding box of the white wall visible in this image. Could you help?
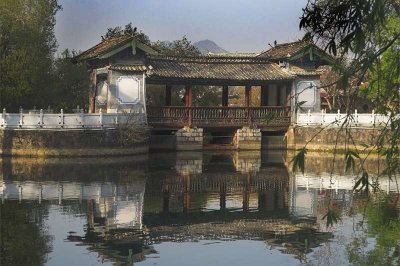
[97,70,146,113]
[294,77,321,112]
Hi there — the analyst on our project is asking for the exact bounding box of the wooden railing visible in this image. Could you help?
[147,106,291,128]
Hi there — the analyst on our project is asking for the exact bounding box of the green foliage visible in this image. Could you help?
[294,100,307,113]
[0,0,61,111]
[359,17,400,113]
[347,198,400,265]
[153,36,201,56]
[353,171,369,193]
[344,150,360,173]
[290,147,307,174]
[52,49,89,112]
[103,22,151,45]
[0,202,53,265]
[322,208,341,228]
[300,0,395,56]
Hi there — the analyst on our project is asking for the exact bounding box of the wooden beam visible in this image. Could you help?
[185,85,193,126]
[222,85,229,107]
[165,84,172,106]
[136,40,159,55]
[245,85,251,107]
[89,70,96,113]
[98,41,132,59]
[146,77,295,87]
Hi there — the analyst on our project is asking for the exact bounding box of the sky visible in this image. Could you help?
[55,0,308,54]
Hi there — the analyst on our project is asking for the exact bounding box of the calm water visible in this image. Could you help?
[1,151,399,266]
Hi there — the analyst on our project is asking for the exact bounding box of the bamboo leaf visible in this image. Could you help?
[344,150,359,173]
[323,209,342,227]
[290,147,307,174]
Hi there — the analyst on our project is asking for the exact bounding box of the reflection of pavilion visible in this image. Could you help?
[142,152,332,259]
[0,177,148,265]
[0,153,341,264]
[290,173,399,219]
[1,181,145,228]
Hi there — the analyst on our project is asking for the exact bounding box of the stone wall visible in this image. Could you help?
[176,127,203,151]
[234,127,262,150]
[233,151,261,173]
[0,156,148,181]
[175,152,203,175]
[286,151,387,176]
[150,134,176,150]
[286,126,384,152]
[0,127,149,157]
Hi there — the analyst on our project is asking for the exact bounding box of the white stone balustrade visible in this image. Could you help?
[296,109,397,127]
[0,108,146,129]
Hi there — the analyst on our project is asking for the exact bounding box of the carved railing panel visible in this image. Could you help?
[147,106,291,128]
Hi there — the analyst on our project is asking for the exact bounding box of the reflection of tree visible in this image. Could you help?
[0,202,53,266]
[347,198,400,266]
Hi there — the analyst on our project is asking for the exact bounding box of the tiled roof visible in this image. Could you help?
[258,40,311,59]
[76,35,133,61]
[75,34,158,61]
[109,64,148,72]
[288,64,321,76]
[206,52,260,57]
[146,55,295,82]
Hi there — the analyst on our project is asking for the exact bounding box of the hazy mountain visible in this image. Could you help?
[193,39,228,54]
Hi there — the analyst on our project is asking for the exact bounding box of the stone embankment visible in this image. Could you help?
[0,127,149,157]
[286,126,385,152]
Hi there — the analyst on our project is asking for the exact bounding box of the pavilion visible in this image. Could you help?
[76,34,333,150]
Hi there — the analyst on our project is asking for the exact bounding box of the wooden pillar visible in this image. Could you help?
[185,85,193,127]
[185,85,193,107]
[163,189,170,213]
[245,85,251,107]
[183,175,191,213]
[89,70,96,113]
[243,174,251,212]
[222,85,229,107]
[261,85,268,106]
[277,84,282,106]
[87,199,95,229]
[165,84,172,106]
[286,83,291,106]
[245,85,252,124]
[258,191,267,212]
[220,182,226,211]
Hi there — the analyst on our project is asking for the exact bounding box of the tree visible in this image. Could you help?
[359,16,400,113]
[103,22,151,45]
[0,202,53,265]
[0,0,61,111]
[51,49,89,112]
[153,36,201,56]
[299,0,400,109]
[293,0,400,224]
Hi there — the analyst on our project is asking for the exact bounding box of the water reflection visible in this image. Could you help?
[0,151,398,265]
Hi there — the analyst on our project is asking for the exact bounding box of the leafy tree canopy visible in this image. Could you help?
[153,36,201,56]
[0,0,61,111]
[103,22,151,45]
[300,0,400,112]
